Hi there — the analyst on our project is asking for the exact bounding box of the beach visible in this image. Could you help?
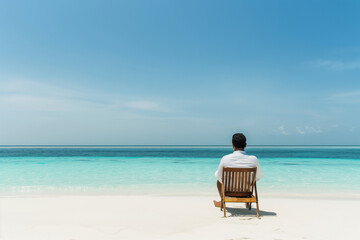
[1,194,359,240]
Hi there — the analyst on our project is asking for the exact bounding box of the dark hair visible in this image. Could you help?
[232,133,246,149]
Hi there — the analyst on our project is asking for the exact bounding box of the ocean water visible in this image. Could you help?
[0,146,360,197]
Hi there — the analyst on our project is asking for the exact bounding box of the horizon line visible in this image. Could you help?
[1,144,360,147]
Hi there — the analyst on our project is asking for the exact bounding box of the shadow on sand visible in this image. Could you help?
[224,205,277,218]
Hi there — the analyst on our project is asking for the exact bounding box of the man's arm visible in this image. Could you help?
[255,157,263,181]
[215,157,225,182]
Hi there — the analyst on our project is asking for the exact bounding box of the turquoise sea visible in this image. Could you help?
[0,146,360,197]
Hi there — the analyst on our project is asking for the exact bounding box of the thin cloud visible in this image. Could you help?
[0,93,109,112]
[332,91,360,98]
[296,127,305,135]
[126,101,165,111]
[296,126,322,135]
[0,79,168,113]
[330,90,360,104]
[305,126,322,134]
[310,60,360,70]
[279,126,288,135]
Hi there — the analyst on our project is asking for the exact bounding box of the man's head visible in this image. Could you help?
[232,133,247,150]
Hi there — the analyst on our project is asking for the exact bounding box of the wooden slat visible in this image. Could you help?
[224,196,256,202]
[251,172,255,192]
[225,171,230,191]
[226,171,229,192]
[232,172,235,192]
[231,172,237,192]
[249,172,253,192]
[239,172,242,192]
[229,171,232,192]
[243,172,246,192]
[246,171,250,192]
[234,172,236,192]
[250,172,253,191]
[235,172,240,192]
[249,171,253,191]
[237,172,240,192]
[241,170,245,192]
[225,171,228,191]
[229,171,233,192]
[245,171,248,192]
[232,171,234,192]
[233,172,236,192]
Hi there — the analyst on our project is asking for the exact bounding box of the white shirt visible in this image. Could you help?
[215,150,263,182]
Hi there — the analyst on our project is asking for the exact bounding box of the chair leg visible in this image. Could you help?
[249,203,252,210]
[254,182,260,218]
[221,183,226,217]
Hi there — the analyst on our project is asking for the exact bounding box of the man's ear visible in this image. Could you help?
[244,143,247,149]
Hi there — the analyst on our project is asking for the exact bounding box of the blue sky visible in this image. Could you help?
[1,0,360,145]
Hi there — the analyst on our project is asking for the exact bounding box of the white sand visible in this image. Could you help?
[0,194,359,240]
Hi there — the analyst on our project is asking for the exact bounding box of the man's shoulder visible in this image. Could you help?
[246,154,258,160]
[221,152,235,160]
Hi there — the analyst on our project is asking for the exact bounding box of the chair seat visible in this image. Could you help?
[224,195,257,203]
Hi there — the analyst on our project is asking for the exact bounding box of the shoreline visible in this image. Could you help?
[1,190,359,200]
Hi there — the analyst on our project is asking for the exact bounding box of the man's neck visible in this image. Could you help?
[234,148,245,151]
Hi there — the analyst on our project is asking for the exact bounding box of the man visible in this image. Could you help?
[213,133,263,208]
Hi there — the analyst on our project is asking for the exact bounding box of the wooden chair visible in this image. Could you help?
[221,167,260,218]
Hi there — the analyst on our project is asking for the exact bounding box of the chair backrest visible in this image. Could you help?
[222,167,257,197]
